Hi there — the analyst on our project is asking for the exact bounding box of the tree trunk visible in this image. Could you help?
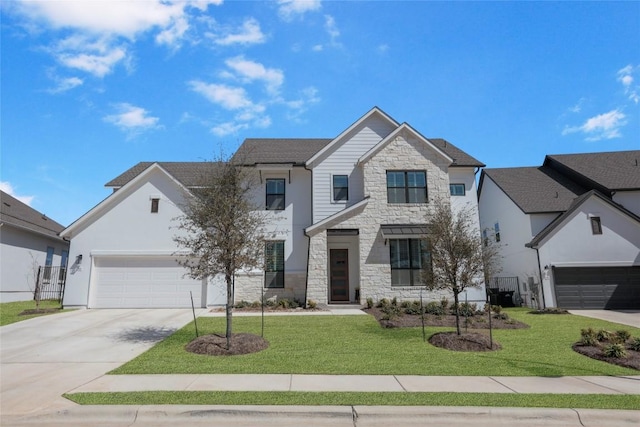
[225,271,233,350]
[453,290,461,335]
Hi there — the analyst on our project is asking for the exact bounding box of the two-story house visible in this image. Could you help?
[478,151,640,310]
[61,107,486,308]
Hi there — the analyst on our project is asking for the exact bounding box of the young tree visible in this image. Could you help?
[173,157,265,349]
[422,199,487,335]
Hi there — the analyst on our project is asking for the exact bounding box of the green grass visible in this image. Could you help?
[64,391,640,409]
[0,300,64,326]
[112,308,640,376]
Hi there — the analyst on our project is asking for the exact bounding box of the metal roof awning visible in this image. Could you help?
[380,224,431,238]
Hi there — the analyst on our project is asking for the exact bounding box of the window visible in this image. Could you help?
[265,241,285,288]
[390,239,430,286]
[387,171,427,203]
[150,198,159,213]
[450,184,465,196]
[44,246,54,282]
[333,175,349,202]
[266,179,285,210]
[483,229,489,247]
[59,250,69,281]
[494,222,501,242]
[590,216,602,235]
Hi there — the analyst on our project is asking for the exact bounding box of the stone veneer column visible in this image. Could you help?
[306,230,328,304]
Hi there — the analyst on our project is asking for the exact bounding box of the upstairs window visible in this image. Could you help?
[333,175,349,202]
[450,183,465,196]
[264,241,285,288]
[387,171,427,204]
[266,179,285,210]
[494,222,501,242]
[390,239,430,286]
[590,216,602,235]
[150,198,160,213]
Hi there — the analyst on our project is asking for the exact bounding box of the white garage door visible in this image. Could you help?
[91,257,205,308]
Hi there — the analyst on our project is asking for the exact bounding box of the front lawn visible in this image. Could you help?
[0,300,64,326]
[112,308,639,376]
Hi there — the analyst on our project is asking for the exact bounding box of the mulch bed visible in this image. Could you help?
[364,307,529,330]
[185,333,269,356]
[19,308,62,316]
[430,331,501,352]
[572,343,640,371]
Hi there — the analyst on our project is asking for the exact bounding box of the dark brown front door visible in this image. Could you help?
[330,249,349,302]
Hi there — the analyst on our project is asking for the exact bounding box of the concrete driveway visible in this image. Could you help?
[567,310,640,328]
[0,308,198,416]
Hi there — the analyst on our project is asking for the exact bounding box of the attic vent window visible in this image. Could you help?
[590,216,602,235]
[151,198,159,213]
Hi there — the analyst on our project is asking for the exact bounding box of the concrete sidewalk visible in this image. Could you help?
[71,374,640,395]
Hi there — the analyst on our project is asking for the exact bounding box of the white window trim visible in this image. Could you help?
[330,173,349,204]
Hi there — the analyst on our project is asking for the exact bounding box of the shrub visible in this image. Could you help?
[381,303,402,320]
[391,297,398,306]
[615,330,631,343]
[277,299,291,309]
[250,301,261,309]
[596,329,614,342]
[440,298,449,311]
[493,313,509,320]
[400,300,412,309]
[377,298,390,308]
[265,297,277,307]
[485,304,502,314]
[425,301,445,316]
[603,343,627,358]
[580,327,598,346]
[453,302,477,317]
[307,300,317,309]
[234,300,250,309]
[404,301,423,315]
[366,297,374,309]
[629,337,640,351]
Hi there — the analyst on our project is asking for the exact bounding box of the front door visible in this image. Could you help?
[330,249,349,302]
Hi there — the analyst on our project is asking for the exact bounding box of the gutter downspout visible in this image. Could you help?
[303,163,313,307]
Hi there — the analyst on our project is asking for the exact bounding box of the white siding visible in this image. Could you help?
[311,115,396,223]
[613,190,640,217]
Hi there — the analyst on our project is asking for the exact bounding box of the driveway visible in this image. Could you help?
[567,310,640,328]
[0,308,198,416]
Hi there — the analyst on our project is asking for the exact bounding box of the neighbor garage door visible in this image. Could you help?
[91,257,204,308]
[553,266,640,309]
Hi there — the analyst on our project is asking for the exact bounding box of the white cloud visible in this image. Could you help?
[211,121,249,137]
[562,109,627,141]
[47,76,84,94]
[211,18,266,46]
[617,64,639,104]
[377,44,390,54]
[10,0,222,77]
[278,0,321,21]
[0,181,34,206]
[103,103,161,136]
[224,56,284,94]
[189,81,255,110]
[324,15,340,45]
[568,97,587,113]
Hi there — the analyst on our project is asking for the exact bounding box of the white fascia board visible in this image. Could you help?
[306,107,399,167]
[254,163,294,170]
[358,123,454,166]
[305,197,369,235]
[90,250,191,257]
[61,163,192,239]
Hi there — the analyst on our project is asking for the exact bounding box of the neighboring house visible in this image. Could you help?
[478,151,640,310]
[61,107,486,309]
[0,191,69,303]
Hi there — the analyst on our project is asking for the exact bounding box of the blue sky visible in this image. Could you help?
[1,0,639,226]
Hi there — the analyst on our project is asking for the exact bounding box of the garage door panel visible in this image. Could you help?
[554,267,640,310]
[91,256,204,308]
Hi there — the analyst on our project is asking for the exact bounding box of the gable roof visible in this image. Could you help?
[481,166,587,214]
[232,138,332,165]
[106,162,219,188]
[544,151,640,192]
[0,191,66,240]
[62,163,191,238]
[430,138,485,167]
[526,189,640,248]
[358,123,454,165]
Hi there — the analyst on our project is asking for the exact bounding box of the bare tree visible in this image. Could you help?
[174,156,265,349]
[26,251,42,308]
[422,199,487,335]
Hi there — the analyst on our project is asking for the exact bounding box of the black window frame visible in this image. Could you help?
[386,170,427,204]
[332,174,349,202]
[389,238,430,286]
[264,241,285,288]
[449,183,466,196]
[590,216,603,235]
[265,178,285,210]
[494,222,501,242]
[150,198,160,213]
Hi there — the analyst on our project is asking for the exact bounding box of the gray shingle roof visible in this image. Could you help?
[545,151,640,191]
[232,138,332,165]
[482,167,587,214]
[0,191,66,238]
[430,138,485,167]
[106,162,220,188]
